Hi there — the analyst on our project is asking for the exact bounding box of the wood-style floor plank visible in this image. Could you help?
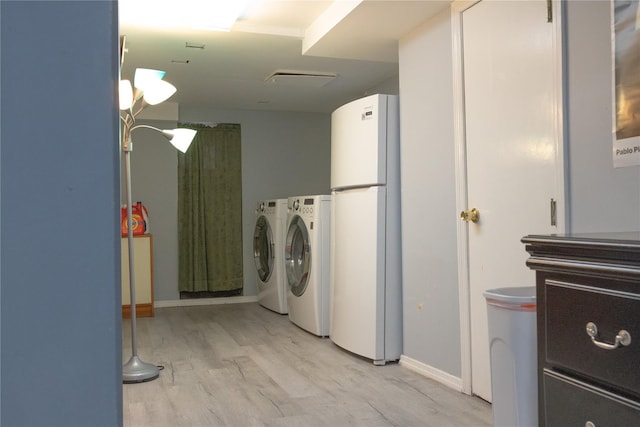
[123,303,491,427]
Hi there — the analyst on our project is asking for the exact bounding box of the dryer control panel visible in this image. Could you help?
[256,200,278,215]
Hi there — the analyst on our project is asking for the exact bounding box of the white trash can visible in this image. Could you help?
[483,286,537,427]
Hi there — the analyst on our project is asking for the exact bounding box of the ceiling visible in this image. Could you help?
[120,0,451,113]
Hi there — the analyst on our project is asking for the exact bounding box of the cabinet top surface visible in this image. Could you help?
[523,232,640,248]
[523,232,640,275]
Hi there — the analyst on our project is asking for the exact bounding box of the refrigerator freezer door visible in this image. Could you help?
[330,186,386,361]
[331,94,388,189]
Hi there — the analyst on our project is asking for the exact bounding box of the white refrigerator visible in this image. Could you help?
[329,94,402,365]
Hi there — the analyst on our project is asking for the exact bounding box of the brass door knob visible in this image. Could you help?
[460,208,479,223]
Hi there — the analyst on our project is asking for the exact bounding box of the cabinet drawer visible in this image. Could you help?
[544,370,640,426]
[545,280,640,396]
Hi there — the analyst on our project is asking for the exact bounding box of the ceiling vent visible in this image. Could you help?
[265,70,337,88]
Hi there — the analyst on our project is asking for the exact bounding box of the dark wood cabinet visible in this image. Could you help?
[523,232,640,426]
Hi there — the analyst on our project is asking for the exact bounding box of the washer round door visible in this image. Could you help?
[285,215,311,297]
[253,215,274,282]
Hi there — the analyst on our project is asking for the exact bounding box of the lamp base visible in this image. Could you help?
[123,356,160,383]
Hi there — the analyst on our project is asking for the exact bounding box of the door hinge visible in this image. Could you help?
[546,0,553,23]
[550,198,557,226]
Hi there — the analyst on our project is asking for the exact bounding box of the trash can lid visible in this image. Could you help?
[483,286,536,310]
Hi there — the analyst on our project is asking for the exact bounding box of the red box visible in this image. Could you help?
[121,202,148,236]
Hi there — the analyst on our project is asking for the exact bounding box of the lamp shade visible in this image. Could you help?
[119,80,133,110]
[133,68,166,92]
[142,80,177,105]
[162,128,197,153]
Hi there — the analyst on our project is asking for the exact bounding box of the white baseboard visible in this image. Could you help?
[155,295,259,308]
[399,355,464,393]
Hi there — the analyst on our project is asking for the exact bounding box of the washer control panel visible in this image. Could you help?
[289,197,315,216]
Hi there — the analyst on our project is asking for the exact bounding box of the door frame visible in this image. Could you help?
[451,0,567,396]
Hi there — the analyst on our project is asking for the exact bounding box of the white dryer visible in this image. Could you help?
[253,199,288,314]
[285,195,331,336]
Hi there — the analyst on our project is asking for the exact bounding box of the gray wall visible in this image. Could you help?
[126,119,179,302]
[398,1,640,380]
[1,1,122,425]
[564,0,640,232]
[133,108,331,300]
[398,9,461,376]
[365,74,400,97]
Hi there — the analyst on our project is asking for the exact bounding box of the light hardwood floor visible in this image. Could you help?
[123,303,491,426]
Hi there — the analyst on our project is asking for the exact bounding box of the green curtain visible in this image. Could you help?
[177,123,243,294]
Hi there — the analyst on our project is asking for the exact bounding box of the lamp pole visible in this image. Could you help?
[121,131,160,383]
[118,67,195,383]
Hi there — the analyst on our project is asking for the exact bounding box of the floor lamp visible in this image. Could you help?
[120,69,196,383]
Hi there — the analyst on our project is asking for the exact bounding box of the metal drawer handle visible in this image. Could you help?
[585,322,631,350]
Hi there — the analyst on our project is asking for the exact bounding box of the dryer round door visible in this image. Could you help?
[253,215,274,282]
[285,215,311,297]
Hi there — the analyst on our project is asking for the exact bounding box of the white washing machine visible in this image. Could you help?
[253,199,288,314]
[285,195,331,336]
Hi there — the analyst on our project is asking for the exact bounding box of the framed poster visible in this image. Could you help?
[612,0,640,167]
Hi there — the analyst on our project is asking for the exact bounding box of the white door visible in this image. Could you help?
[330,186,386,361]
[460,0,564,401]
[330,94,387,189]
